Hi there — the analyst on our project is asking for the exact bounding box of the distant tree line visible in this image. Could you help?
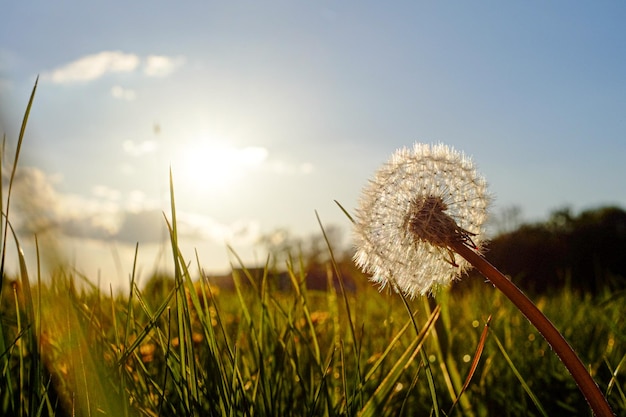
[138,205,626,298]
[480,206,626,295]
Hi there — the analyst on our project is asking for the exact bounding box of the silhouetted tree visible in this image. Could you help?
[565,206,626,293]
[485,222,568,293]
[482,206,626,294]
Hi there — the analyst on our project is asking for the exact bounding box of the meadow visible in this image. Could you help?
[1,82,624,416]
[1,243,624,417]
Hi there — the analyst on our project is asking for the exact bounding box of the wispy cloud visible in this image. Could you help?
[143,55,186,77]
[42,51,185,84]
[111,85,137,101]
[267,160,315,175]
[92,185,121,201]
[10,166,259,245]
[42,51,140,84]
[174,212,260,244]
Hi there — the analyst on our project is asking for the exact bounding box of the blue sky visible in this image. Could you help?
[1,2,625,289]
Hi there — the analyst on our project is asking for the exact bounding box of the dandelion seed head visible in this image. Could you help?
[353,143,490,296]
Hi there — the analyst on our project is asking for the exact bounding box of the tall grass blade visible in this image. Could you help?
[315,210,363,410]
[604,354,625,407]
[6,216,41,415]
[361,310,425,383]
[402,296,440,417]
[1,77,38,289]
[358,304,441,417]
[429,292,469,407]
[490,328,548,417]
[165,169,202,412]
[286,263,322,365]
[334,200,355,224]
[448,315,492,416]
[0,81,38,416]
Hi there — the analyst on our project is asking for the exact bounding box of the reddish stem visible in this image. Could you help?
[451,241,615,417]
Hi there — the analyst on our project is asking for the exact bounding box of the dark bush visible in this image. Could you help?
[483,206,626,294]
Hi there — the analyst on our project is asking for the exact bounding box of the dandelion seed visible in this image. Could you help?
[353,142,489,296]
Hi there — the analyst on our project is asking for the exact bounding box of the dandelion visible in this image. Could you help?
[353,142,614,416]
[354,142,489,296]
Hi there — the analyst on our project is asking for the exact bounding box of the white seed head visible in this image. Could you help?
[353,143,490,296]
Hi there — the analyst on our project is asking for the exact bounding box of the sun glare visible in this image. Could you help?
[175,140,268,193]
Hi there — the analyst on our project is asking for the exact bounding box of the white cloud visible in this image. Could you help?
[10,166,63,233]
[114,209,165,244]
[126,190,153,212]
[42,51,140,84]
[92,185,121,201]
[9,166,258,246]
[143,55,185,77]
[40,51,185,86]
[175,212,261,244]
[122,139,157,156]
[111,85,137,101]
[267,160,315,175]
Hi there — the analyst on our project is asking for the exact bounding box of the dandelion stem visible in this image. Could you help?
[451,241,615,417]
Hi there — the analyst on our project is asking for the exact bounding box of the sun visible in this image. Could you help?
[174,139,268,193]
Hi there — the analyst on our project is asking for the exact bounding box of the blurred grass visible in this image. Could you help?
[3,258,624,416]
[0,81,624,416]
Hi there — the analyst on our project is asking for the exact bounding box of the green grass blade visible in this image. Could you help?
[358,304,441,417]
[166,170,202,412]
[490,328,549,417]
[1,77,38,286]
[0,78,38,415]
[286,263,322,366]
[604,354,625,408]
[402,295,440,417]
[0,136,4,282]
[361,310,423,383]
[334,200,355,224]
[448,315,492,416]
[6,216,41,415]
[122,243,139,356]
[315,211,363,405]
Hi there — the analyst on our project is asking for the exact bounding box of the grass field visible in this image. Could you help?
[1,229,624,416]
[1,81,624,417]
